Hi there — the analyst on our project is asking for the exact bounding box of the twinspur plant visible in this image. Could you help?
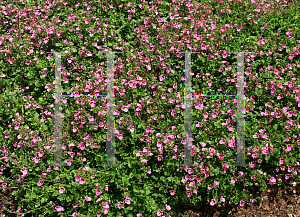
[1,0,300,216]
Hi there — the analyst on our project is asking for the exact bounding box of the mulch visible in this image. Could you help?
[176,177,300,217]
[0,187,19,217]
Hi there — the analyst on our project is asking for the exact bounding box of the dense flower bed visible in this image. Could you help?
[0,0,300,216]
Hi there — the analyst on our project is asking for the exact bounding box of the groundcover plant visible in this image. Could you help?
[0,0,300,216]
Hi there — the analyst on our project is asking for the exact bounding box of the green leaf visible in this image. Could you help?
[160,176,166,182]
[145,187,151,196]
[35,200,40,208]
[41,194,49,203]
[52,190,58,197]
[57,194,65,201]
[66,195,72,202]
[167,177,173,182]
[28,202,34,209]
[127,206,134,210]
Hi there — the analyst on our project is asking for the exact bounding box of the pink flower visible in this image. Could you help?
[33,157,40,163]
[161,94,166,99]
[277,94,283,100]
[21,168,27,176]
[203,112,209,119]
[55,206,65,212]
[157,18,163,22]
[86,51,93,56]
[269,177,276,184]
[261,146,268,155]
[137,214,142,217]
[146,168,151,174]
[77,142,85,151]
[220,196,226,202]
[117,134,123,140]
[227,125,234,132]
[219,138,226,144]
[210,199,217,206]
[141,158,147,164]
[157,155,163,161]
[118,201,124,209]
[59,187,65,194]
[122,106,128,112]
[6,59,13,64]
[169,13,175,20]
[160,75,166,81]
[220,27,227,32]
[212,112,218,118]
[170,190,176,196]
[129,125,134,133]
[136,151,143,157]
[165,204,171,211]
[157,209,163,216]
[231,177,237,184]
[240,201,246,206]
[279,158,285,164]
[103,202,109,209]
[79,177,86,185]
[72,91,80,98]
[66,160,72,166]
[17,177,23,183]
[85,195,92,201]
[96,189,102,196]
[25,60,32,65]
[124,196,131,205]
[72,126,78,132]
[37,180,43,186]
[88,116,94,122]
